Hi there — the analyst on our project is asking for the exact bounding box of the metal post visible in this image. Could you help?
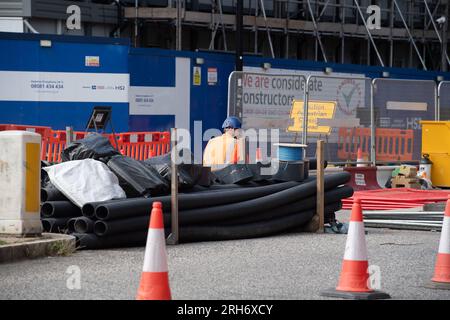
[371,79,376,166]
[315,36,318,61]
[285,0,290,59]
[254,0,258,54]
[390,0,394,67]
[437,82,440,121]
[167,128,179,245]
[442,1,449,72]
[65,126,73,145]
[176,0,182,50]
[341,0,345,64]
[236,0,243,71]
[423,2,426,68]
[134,0,138,47]
[302,75,312,145]
[316,140,325,233]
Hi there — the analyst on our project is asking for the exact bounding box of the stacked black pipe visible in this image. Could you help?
[41,133,347,248]
[40,152,352,249]
[69,172,352,249]
[40,200,82,233]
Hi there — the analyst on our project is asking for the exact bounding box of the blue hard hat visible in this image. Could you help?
[222,116,242,129]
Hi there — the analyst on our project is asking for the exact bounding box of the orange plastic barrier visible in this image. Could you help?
[0,124,170,163]
[0,124,52,137]
[115,132,171,161]
[43,131,170,162]
[42,131,89,163]
[338,127,414,162]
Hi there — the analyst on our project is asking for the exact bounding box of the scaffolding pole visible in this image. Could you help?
[254,0,259,54]
[354,0,384,67]
[340,0,345,64]
[176,0,182,50]
[424,0,450,67]
[285,0,290,59]
[306,0,327,62]
[390,0,394,67]
[134,0,138,47]
[126,0,450,71]
[260,0,275,58]
[444,1,449,72]
[209,0,217,50]
[393,0,427,70]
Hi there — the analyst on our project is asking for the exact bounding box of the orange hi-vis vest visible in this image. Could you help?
[203,133,245,170]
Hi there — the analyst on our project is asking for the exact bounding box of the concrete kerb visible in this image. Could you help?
[0,233,76,263]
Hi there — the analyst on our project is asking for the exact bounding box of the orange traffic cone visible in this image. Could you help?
[136,202,172,300]
[428,197,450,290]
[321,198,390,299]
[356,147,365,167]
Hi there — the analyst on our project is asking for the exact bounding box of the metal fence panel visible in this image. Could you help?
[372,78,437,162]
[228,71,307,143]
[303,75,372,164]
[438,81,450,121]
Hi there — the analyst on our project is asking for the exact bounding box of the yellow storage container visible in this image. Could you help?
[421,121,450,187]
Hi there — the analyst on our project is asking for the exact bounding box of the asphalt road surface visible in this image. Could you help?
[1,211,449,300]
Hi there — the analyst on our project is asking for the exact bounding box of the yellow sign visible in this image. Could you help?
[287,100,336,134]
[25,143,40,212]
[193,66,201,86]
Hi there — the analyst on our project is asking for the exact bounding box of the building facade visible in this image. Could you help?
[1,0,449,71]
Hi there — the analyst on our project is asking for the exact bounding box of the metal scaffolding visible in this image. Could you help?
[126,0,450,71]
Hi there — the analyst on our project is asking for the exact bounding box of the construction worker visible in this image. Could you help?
[203,116,245,170]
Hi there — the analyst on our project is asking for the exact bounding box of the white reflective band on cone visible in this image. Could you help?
[343,221,369,261]
[438,217,450,254]
[142,229,168,272]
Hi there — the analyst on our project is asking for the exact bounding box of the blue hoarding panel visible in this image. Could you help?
[0,33,130,132]
[129,115,175,132]
[0,38,129,74]
[130,53,175,87]
[0,101,129,132]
